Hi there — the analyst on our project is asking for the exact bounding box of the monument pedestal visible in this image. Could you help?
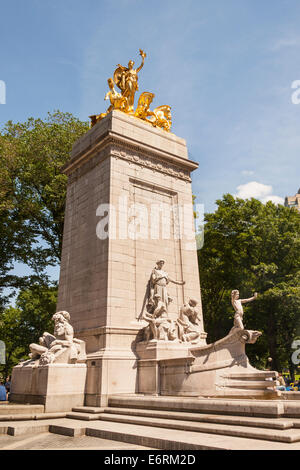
[136,340,192,395]
[57,110,202,405]
[10,363,87,412]
[83,326,141,406]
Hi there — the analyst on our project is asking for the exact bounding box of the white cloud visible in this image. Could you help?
[262,195,284,204]
[271,37,300,51]
[235,181,284,205]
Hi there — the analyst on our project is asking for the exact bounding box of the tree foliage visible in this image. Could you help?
[198,194,300,373]
[0,111,89,306]
[0,283,57,377]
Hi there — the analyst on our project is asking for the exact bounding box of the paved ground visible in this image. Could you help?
[0,432,153,450]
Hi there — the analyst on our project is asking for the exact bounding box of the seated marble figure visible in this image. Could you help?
[142,294,177,341]
[28,311,86,365]
[177,298,202,343]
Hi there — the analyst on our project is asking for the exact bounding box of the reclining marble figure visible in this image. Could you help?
[29,311,86,365]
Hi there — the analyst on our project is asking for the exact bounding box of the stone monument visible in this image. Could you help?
[10,49,279,411]
[56,49,204,406]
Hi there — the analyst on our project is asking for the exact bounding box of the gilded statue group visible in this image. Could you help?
[141,259,203,344]
[90,50,172,132]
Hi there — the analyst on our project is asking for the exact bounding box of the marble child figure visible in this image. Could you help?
[143,294,175,341]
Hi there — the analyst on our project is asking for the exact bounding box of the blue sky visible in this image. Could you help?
[1,0,300,285]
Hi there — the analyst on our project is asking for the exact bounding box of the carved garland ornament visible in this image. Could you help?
[110,147,191,182]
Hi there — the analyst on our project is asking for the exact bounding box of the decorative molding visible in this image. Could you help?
[64,128,197,184]
[111,145,191,182]
[67,140,192,184]
[129,177,178,197]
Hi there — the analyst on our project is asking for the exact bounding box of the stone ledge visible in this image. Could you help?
[62,111,198,179]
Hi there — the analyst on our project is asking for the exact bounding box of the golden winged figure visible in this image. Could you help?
[89,49,172,132]
[113,49,146,112]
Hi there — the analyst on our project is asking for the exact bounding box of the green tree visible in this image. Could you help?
[0,111,89,307]
[0,283,57,377]
[198,195,300,374]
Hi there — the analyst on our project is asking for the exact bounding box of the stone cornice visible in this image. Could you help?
[75,325,142,337]
[62,112,198,181]
[63,132,197,183]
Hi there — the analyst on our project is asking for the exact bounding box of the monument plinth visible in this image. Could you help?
[11,311,87,411]
[57,110,203,405]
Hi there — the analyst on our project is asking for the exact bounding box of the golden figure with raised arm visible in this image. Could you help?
[113,49,146,112]
[89,49,172,132]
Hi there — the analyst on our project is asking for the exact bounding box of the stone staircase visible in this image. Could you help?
[2,396,300,449]
[216,371,281,397]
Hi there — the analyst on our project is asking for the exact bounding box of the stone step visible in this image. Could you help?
[0,404,44,416]
[3,416,300,449]
[0,418,66,436]
[0,418,88,438]
[282,392,300,400]
[218,380,277,389]
[81,420,300,450]
[23,418,299,449]
[214,389,280,398]
[103,407,295,430]
[66,412,104,421]
[225,372,277,380]
[0,412,66,422]
[72,407,105,414]
[70,405,297,430]
[94,412,300,443]
[108,395,286,417]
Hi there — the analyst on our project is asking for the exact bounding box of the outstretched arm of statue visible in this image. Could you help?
[241,293,258,304]
[169,277,186,286]
[136,49,146,73]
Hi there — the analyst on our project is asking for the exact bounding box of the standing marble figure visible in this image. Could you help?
[231,290,258,329]
[148,259,185,312]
